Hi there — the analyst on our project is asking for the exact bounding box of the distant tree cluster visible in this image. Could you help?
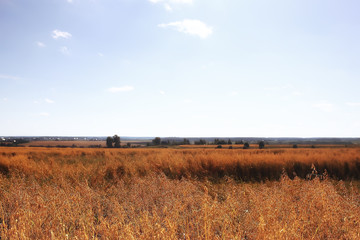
[213,139,227,145]
[213,139,233,145]
[106,135,121,148]
[0,138,29,147]
[152,137,190,146]
[194,139,207,145]
[152,137,161,145]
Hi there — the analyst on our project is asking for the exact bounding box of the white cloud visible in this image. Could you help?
[201,62,215,70]
[67,0,73,3]
[160,90,166,95]
[149,0,192,4]
[0,75,21,80]
[60,46,70,55]
[313,102,334,112]
[3,98,8,102]
[45,98,55,104]
[184,99,192,104]
[230,91,238,96]
[98,52,104,57]
[52,30,72,39]
[158,19,213,38]
[36,41,46,47]
[170,0,192,3]
[39,112,50,117]
[150,0,192,12]
[292,91,303,96]
[164,3,172,11]
[108,86,134,93]
[265,84,294,92]
[346,102,360,106]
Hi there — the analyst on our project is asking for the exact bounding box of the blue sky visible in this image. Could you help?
[1,0,360,137]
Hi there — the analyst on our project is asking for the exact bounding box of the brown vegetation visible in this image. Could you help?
[20,140,104,148]
[1,147,360,239]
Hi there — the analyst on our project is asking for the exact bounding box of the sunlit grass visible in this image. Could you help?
[1,147,360,239]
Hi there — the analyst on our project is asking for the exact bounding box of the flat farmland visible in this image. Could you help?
[1,147,360,239]
[19,140,151,148]
[20,140,105,147]
[180,144,349,149]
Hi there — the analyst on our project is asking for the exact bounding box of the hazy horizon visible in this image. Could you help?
[1,0,360,137]
[2,135,360,140]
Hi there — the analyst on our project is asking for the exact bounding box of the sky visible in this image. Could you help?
[1,0,360,137]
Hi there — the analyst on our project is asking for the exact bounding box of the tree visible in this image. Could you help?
[228,139,232,145]
[243,142,250,149]
[152,137,161,145]
[259,140,265,149]
[113,135,121,148]
[106,136,113,148]
[195,139,207,145]
[214,138,226,145]
[293,144,298,148]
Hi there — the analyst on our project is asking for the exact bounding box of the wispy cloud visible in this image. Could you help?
[160,90,166,95]
[98,52,104,57]
[230,91,238,97]
[52,29,72,39]
[0,75,21,80]
[39,112,50,117]
[264,84,294,92]
[150,0,192,12]
[60,46,70,55]
[158,19,213,39]
[67,0,73,3]
[45,98,55,104]
[313,102,334,112]
[201,62,215,70]
[36,41,46,47]
[108,86,134,93]
[346,102,360,106]
[164,3,172,11]
[292,91,303,96]
[149,0,192,5]
[3,98,8,102]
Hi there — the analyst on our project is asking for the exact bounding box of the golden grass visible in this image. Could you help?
[1,147,360,239]
[180,144,348,149]
[20,141,104,147]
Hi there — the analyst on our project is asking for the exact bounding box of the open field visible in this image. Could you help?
[14,140,352,149]
[179,144,350,149]
[17,140,151,148]
[1,147,360,239]
[20,140,105,148]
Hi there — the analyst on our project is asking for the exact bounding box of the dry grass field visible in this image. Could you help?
[19,140,150,148]
[180,144,348,149]
[20,141,105,148]
[1,147,360,239]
